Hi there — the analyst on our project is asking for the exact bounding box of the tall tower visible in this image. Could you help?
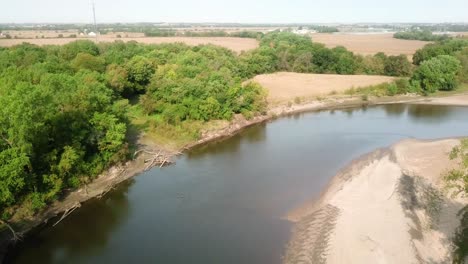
[92,0,98,42]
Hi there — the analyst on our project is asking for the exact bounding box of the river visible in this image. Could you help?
[7,104,468,264]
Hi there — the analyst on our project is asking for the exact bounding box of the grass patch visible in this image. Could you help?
[127,104,230,151]
[430,82,468,98]
[344,79,421,97]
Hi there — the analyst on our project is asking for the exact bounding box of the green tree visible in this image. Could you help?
[412,55,461,93]
[413,39,468,65]
[125,55,155,92]
[106,64,130,94]
[384,55,412,76]
[71,53,106,72]
[59,40,100,61]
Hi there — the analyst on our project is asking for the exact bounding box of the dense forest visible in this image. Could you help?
[1,31,467,222]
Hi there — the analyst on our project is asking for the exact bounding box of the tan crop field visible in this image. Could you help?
[311,33,429,57]
[0,37,259,53]
[253,72,395,103]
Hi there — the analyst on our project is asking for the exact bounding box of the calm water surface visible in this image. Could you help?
[8,104,468,264]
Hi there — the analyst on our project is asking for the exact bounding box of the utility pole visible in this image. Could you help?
[92,0,98,42]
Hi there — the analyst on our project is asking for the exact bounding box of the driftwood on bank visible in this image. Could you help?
[134,149,175,171]
[52,202,81,227]
[0,220,21,242]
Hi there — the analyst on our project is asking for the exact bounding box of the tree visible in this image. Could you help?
[456,47,468,83]
[0,148,30,207]
[125,55,154,92]
[332,46,357,74]
[384,55,412,76]
[413,39,468,65]
[106,64,130,94]
[59,40,100,61]
[412,55,461,93]
[445,139,468,263]
[446,139,468,195]
[359,54,386,75]
[71,53,106,72]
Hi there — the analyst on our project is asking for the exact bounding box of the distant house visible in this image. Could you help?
[292,29,312,35]
[88,32,97,37]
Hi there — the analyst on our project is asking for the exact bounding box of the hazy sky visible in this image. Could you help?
[2,0,468,24]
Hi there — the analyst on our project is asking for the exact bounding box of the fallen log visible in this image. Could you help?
[0,220,21,242]
[53,203,81,227]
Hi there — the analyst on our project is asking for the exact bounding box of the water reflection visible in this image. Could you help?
[9,180,134,264]
[384,104,407,117]
[406,104,455,122]
[187,123,267,159]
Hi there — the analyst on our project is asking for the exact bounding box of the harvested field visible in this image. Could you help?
[0,37,259,53]
[253,72,395,103]
[311,33,429,57]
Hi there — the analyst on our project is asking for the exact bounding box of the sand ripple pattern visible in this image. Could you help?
[284,204,340,264]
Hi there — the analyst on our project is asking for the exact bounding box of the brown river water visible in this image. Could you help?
[6,104,468,264]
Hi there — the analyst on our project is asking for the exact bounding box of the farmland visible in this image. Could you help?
[311,33,429,57]
[253,72,395,103]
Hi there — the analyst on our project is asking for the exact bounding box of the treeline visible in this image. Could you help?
[240,32,413,77]
[361,39,468,95]
[143,30,264,39]
[410,39,468,94]
[394,30,450,41]
[308,26,339,33]
[416,24,468,33]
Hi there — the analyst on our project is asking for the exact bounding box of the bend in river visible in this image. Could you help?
[7,104,468,264]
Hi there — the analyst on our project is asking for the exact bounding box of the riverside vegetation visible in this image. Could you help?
[1,32,468,229]
[446,139,468,262]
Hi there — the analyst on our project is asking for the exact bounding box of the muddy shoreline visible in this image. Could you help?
[0,93,461,261]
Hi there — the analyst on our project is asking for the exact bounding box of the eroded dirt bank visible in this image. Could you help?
[284,138,467,264]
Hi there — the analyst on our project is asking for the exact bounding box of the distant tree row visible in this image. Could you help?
[394,30,450,41]
[239,31,413,78]
[308,26,339,33]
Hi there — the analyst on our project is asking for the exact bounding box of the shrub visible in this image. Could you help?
[412,55,461,93]
[386,83,398,96]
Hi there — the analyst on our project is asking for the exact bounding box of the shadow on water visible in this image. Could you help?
[187,123,267,159]
[406,104,455,122]
[384,104,408,117]
[6,179,134,264]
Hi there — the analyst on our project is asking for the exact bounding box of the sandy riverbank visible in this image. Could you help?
[284,138,467,263]
[414,94,468,106]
